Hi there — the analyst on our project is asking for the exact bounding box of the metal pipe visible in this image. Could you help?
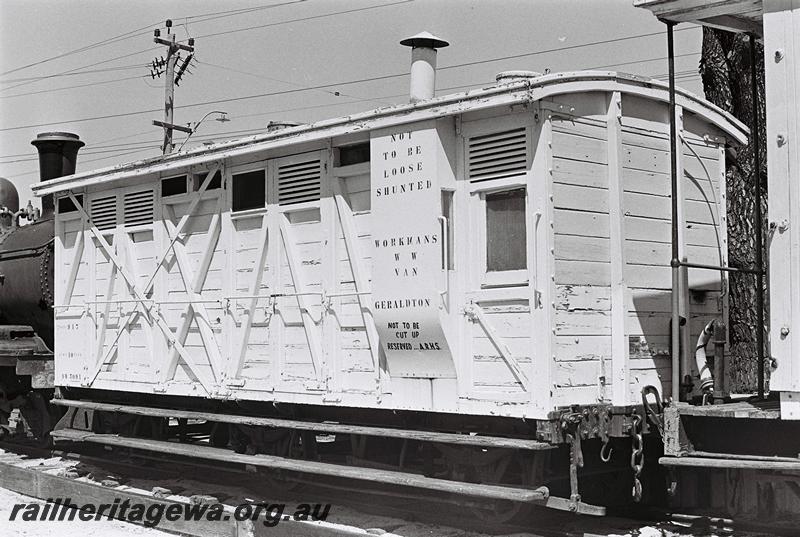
[12,207,31,228]
[665,19,681,403]
[749,33,765,399]
[678,261,762,275]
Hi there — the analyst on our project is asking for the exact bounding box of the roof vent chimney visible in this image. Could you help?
[400,32,449,103]
[31,132,84,218]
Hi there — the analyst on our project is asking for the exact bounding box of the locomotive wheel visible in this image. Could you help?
[0,386,12,438]
[209,422,229,447]
[18,390,53,447]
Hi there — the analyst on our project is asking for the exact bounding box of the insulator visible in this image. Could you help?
[188,38,195,46]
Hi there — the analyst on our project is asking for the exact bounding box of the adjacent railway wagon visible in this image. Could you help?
[32,58,747,512]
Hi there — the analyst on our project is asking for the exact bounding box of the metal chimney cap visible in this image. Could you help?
[30,132,85,148]
[400,31,449,49]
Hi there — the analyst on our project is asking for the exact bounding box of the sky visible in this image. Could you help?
[0,0,703,208]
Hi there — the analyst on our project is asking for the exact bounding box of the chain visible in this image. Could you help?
[641,385,664,437]
[630,413,644,502]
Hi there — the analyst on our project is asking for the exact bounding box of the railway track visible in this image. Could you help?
[0,433,784,537]
[0,437,574,537]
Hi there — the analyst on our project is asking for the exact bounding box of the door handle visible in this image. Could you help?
[437,215,449,302]
[533,211,542,308]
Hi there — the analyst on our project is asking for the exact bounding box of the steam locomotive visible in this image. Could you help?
[0,133,85,441]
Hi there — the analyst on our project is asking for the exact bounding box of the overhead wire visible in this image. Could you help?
[0,0,315,97]
[0,47,700,101]
[1,19,704,166]
[0,64,704,172]
[0,0,309,78]
[0,4,699,115]
[0,63,150,84]
[0,75,148,99]
[9,147,160,179]
[436,26,699,72]
[0,63,701,133]
[0,64,702,164]
[184,0,413,42]
[0,24,157,77]
[177,0,308,26]
[195,60,393,107]
[1,1,710,182]
[0,49,159,93]
[0,0,409,104]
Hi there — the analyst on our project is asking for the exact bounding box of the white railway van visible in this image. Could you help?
[37,71,747,420]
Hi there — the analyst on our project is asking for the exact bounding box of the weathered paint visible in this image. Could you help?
[47,75,744,419]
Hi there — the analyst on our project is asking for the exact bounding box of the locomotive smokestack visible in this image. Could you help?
[31,132,84,218]
[400,32,449,103]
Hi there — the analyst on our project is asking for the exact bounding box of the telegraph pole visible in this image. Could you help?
[151,20,194,155]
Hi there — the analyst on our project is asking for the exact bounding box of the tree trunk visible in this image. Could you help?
[699,29,768,393]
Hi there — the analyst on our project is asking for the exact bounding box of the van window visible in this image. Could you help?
[232,169,266,212]
[485,188,526,272]
[161,175,187,197]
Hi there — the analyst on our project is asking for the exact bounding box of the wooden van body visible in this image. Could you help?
[38,72,747,419]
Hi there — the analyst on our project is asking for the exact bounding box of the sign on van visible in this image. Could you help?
[370,126,455,378]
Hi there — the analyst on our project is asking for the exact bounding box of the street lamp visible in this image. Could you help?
[177,111,230,151]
